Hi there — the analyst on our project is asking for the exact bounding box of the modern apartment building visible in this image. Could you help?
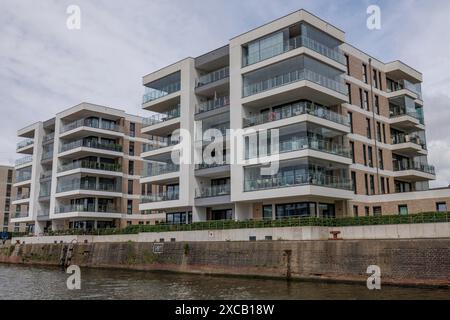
[0,165,26,233]
[11,103,164,234]
[139,9,450,223]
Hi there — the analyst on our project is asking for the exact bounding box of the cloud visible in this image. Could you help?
[1,0,450,189]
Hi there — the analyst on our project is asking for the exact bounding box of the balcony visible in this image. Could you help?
[387,78,422,100]
[196,67,230,96]
[247,136,350,160]
[56,204,120,214]
[244,172,352,192]
[12,192,30,202]
[60,139,123,154]
[243,35,346,67]
[141,191,179,203]
[195,96,230,115]
[14,212,30,219]
[142,137,180,153]
[142,163,180,178]
[143,81,181,105]
[59,160,121,174]
[16,139,34,153]
[56,181,122,194]
[243,100,348,128]
[243,68,347,99]
[143,105,180,128]
[41,150,54,162]
[195,184,231,198]
[43,133,55,144]
[40,170,53,180]
[60,118,122,135]
[16,171,32,183]
[15,156,32,167]
[391,133,427,156]
[393,160,435,175]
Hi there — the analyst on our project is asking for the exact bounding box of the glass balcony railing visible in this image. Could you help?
[143,82,181,104]
[195,184,231,198]
[41,150,54,161]
[40,170,53,180]
[197,67,230,87]
[12,193,30,201]
[391,134,427,149]
[142,138,180,152]
[244,172,352,192]
[243,100,349,127]
[56,204,119,214]
[14,212,29,219]
[16,171,32,183]
[243,68,347,97]
[387,79,422,100]
[43,133,55,143]
[142,163,180,178]
[60,139,123,153]
[195,159,228,170]
[17,139,34,149]
[393,160,435,175]
[57,181,121,193]
[247,136,350,159]
[243,35,346,67]
[389,108,424,125]
[195,96,230,114]
[142,105,181,127]
[15,156,33,167]
[59,160,121,173]
[141,191,179,203]
[61,118,122,134]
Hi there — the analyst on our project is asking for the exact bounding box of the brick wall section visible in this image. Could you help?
[1,239,449,286]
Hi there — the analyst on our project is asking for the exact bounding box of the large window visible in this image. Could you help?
[319,203,335,218]
[166,212,192,225]
[276,202,316,219]
[263,205,273,220]
[398,205,409,216]
[436,202,447,212]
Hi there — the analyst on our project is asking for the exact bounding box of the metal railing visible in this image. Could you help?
[197,66,230,87]
[243,68,347,97]
[15,156,33,167]
[17,139,34,149]
[243,35,346,67]
[244,172,352,192]
[60,139,123,153]
[143,82,181,104]
[58,160,121,173]
[141,191,179,203]
[243,100,349,127]
[61,118,122,134]
[142,105,180,127]
[35,212,450,237]
[195,96,230,114]
[195,184,231,198]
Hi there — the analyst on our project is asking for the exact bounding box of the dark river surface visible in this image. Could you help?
[0,264,448,300]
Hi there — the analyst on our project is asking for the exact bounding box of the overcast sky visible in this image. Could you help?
[1,0,450,187]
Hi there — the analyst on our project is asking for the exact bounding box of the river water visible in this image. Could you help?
[0,264,448,300]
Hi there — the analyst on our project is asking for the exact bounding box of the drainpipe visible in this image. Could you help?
[368,58,381,195]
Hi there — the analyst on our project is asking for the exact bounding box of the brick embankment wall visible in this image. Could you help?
[0,239,449,287]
